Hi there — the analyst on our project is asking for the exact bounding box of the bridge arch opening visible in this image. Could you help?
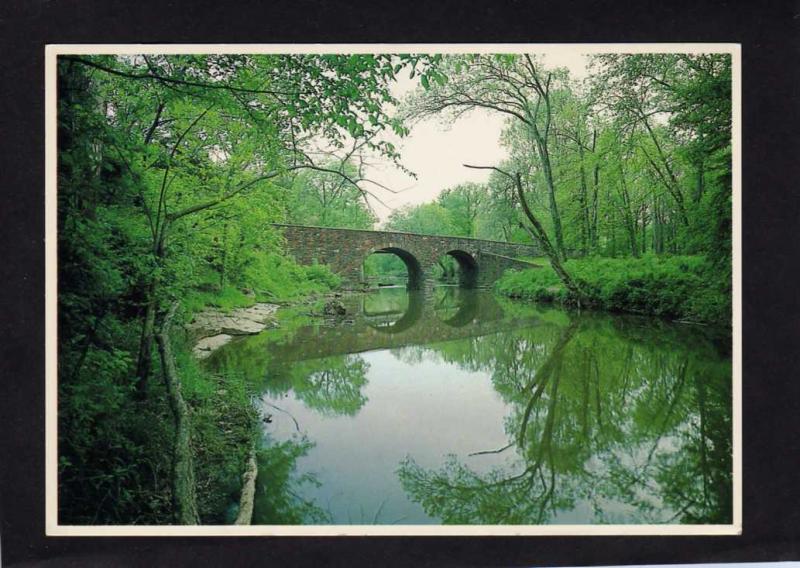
[362,247,424,290]
[436,249,478,288]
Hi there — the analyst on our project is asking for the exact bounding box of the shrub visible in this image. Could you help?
[183,254,342,316]
[244,253,340,301]
[302,263,342,290]
[496,255,731,326]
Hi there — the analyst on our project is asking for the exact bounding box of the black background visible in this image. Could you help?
[1,0,798,566]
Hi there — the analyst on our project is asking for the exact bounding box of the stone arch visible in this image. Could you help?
[444,249,479,289]
[363,246,425,290]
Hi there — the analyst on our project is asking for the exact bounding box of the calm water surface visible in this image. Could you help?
[204,287,732,525]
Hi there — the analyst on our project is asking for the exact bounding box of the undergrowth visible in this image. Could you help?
[497,255,731,326]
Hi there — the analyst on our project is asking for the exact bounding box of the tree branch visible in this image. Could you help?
[61,55,296,98]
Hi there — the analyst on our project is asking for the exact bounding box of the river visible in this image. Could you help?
[203,287,732,525]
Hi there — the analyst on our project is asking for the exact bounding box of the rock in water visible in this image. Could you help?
[323,299,347,316]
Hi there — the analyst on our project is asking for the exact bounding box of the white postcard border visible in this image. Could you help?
[45,42,742,537]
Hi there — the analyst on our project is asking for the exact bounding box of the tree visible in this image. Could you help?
[384,202,457,235]
[406,54,569,259]
[436,182,486,237]
[464,164,584,301]
[590,53,732,258]
[287,161,377,229]
[57,52,436,523]
[398,312,732,524]
[62,53,433,392]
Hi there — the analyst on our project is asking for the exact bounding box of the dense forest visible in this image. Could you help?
[57,52,731,524]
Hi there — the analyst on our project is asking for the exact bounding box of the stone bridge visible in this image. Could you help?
[274,224,541,289]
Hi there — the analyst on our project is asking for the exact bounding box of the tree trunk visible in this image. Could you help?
[641,118,690,227]
[135,279,158,396]
[538,140,566,261]
[156,301,200,525]
[514,173,583,302]
[693,157,705,203]
[618,163,639,258]
[526,112,565,261]
[641,205,648,255]
[577,144,590,256]
[219,221,229,289]
[589,131,600,253]
[627,222,638,257]
[136,227,168,395]
[653,196,662,254]
[610,214,617,257]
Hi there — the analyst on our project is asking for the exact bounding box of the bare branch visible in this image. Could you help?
[463,163,514,180]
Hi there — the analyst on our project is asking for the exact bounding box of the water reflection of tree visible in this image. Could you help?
[266,354,370,417]
[398,315,732,524]
[252,435,331,524]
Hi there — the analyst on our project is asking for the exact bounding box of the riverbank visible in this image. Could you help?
[171,286,357,523]
[496,255,731,327]
[188,303,281,359]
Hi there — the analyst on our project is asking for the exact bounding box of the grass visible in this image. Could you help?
[496,254,731,327]
[182,254,342,316]
[183,285,257,314]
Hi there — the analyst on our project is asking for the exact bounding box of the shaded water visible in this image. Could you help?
[204,287,732,525]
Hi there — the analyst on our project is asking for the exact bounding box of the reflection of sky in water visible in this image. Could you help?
[259,346,515,524]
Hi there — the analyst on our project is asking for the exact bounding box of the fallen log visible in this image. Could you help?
[157,301,200,525]
[234,445,258,525]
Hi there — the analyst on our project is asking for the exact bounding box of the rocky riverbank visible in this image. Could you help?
[187,303,280,359]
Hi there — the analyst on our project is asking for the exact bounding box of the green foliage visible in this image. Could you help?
[183,286,256,314]
[286,163,377,229]
[57,49,732,525]
[58,325,175,523]
[497,255,731,326]
[496,264,565,302]
[405,52,732,264]
[435,182,485,237]
[384,202,457,235]
[57,61,174,524]
[281,355,370,417]
[56,52,411,524]
[363,253,408,280]
[182,256,341,314]
[243,253,341,300]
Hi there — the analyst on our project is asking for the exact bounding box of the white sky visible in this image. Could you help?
[365,52,589,224]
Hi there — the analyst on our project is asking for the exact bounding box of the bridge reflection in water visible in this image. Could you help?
[252,287,539,366]
[203,287,530,385]
[362,287,481,333]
